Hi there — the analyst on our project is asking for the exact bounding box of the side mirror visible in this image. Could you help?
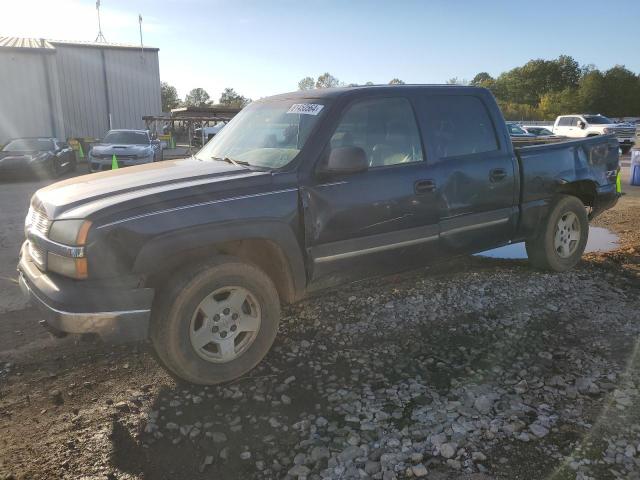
[577,121,586,129]
[321,146,368,175]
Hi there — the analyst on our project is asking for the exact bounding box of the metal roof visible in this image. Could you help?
[0,36,158,52]
[0,36,55,50]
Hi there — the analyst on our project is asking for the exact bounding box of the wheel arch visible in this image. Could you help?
[137,221,306,304]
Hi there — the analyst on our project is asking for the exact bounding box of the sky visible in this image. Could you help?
[2,0,639,102]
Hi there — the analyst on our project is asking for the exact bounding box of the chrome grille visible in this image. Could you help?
[26,207,50,271]
[28,207,51,237]
[615,128,637,139]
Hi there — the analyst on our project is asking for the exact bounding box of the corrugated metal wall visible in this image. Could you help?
[0,50,58,143]
[104,49,161,131]
[54,45,110,139]
[55,45,161,138]
[0,44,161,144]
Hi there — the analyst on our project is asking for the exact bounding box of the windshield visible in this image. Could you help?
[3,138,53,151]
[103,131,149,144]
[195,100,327,169]
[507,124,527,135]
[583,115,613,125]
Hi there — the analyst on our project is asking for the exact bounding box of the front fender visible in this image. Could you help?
[132,220,307,298]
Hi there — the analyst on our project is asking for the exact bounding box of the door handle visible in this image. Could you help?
[489,168,507,182]
[415,179,436,194]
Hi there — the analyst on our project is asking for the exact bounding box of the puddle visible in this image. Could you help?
[477,227,619,259]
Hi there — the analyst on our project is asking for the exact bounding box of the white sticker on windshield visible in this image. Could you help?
[287,104,324,115]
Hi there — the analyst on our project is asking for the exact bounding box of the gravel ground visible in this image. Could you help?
[1,181,640,479]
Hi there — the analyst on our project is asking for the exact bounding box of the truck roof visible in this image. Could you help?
[259,84,489,102]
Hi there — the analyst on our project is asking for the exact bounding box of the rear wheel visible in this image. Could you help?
[150,256,280,385]
[525,195,588,272]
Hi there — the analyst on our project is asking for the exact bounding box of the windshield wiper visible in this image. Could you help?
[211,156,251,168]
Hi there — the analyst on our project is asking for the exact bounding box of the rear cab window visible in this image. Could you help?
[418,95,499,159]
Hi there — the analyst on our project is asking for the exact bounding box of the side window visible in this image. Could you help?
[421,95,498,158]
[329,97,424,167]
[558,117,572,127]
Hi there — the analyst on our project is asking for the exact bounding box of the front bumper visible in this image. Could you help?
[89,156,153,172]
[17,242,153,341]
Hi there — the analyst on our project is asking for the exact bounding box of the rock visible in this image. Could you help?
[440,443,456,459]
[293,453,307,465]
[240,451,251,460]
[310,446,330,462]
[281,394,292,405]
[199,455,214,473]
[211,431,227,443]
[474,395,494,414]
[49,390,63,405]
[219,447,229,460]
[529,424,549,438]
[288,465,311,477]
[472,452,487,462]
[446,459,462,470]
[339,445,363,462]
[365,460,381,475]
[114,401,129,412]
[514,380,528,394]
[411,463,428,477]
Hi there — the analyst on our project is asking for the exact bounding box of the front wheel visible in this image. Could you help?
[525,195,589,272]
[150,256,280,385]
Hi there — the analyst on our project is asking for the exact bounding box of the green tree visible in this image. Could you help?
[388,78,405,85]
[160,82,180,111]
[298,77,315,90]
[316,72,340,89]
[219,88,250,107]
[602,66,640,116]
[184,88,211,107]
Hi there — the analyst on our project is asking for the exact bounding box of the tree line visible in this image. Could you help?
[469,56,640,120]
[298,73,405,90]
[161,84,250,111]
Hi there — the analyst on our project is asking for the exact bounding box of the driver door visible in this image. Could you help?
[303,95,441,285]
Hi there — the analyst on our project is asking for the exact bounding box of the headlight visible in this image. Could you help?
[49,219,92,246]
[603,128,613,134]
[47,219,91,279]
[30,152,49,162]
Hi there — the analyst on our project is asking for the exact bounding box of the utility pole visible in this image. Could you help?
[138,14,144,62]
[95,0,106,42]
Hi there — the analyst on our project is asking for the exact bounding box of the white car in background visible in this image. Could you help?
[552,114,636,153]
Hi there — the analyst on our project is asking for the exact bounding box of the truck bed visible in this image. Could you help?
[514,134,620,237]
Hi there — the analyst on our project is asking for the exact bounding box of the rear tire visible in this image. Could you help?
[525,195,588,272]
[150,256,280,385]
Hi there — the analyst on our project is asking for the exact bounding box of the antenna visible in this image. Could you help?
[95,0,107,42]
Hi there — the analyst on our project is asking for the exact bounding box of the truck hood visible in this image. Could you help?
[90,143,152,156]
[33,157,270,219]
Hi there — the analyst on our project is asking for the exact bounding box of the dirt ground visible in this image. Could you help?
[1,175,640,479]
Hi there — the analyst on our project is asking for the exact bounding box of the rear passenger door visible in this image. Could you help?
[556,116,576,137]
[416,93,518,254]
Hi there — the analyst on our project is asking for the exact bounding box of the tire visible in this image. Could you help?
[69,154,77,172]
[150,256,281,385]
[525,195,588,272]
[49,159,60,178]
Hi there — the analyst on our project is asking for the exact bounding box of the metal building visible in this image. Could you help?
[0,36,162,144]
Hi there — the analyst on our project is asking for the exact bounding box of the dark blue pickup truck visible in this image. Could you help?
[18,85,620,384]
